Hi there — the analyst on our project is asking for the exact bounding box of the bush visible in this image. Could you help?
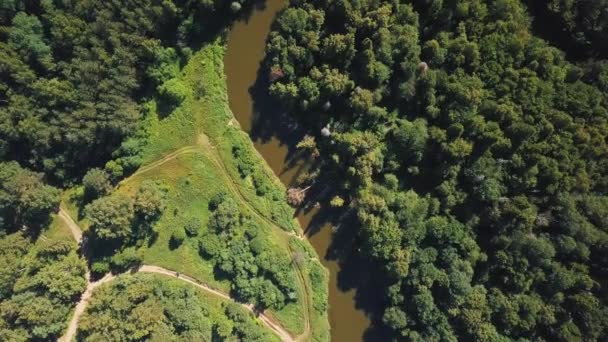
[185,217,202,237]
[104,160,124,181]
[252,171,272,196]
[134,180,167,222]
[198,233,222,258]
[208,191,228,210]
[91,260,110,276]
[232,144,255,178]
[158,78,191,106]
[330,196,345,207]
[230,2,242,12]
[110,247,142,273]
[83,168,112,201]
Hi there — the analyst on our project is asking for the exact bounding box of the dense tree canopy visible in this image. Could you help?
[0,232,87,341]
[77,275,277,341]
[0,0,254,184]
[265,0,608,340]
[0,161,60,232]
[199,195,299,310]
[527,0,608,58]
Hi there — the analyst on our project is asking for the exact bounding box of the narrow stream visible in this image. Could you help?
[224,0,373,340]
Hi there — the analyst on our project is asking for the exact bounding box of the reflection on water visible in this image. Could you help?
[224,0,387,340]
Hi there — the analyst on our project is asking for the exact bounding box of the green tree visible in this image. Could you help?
[170,228,186,248]
[0,162,60,231]
[185,217,201,236]
[134,180,167,222]
[9,12,51,66]
[82,168,112,201]
[85,195,134,242]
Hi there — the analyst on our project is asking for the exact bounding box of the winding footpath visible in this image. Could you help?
[117,146,199,185]
[111,137,315,339]
[175,135,314,340]
[57,208,295,342]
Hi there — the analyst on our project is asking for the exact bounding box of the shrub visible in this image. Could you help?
[330,196,345,207]
[83,168,112,201]
[110,247,142,273]
[232,144,255,178]
[230,2,242,12]
[158,78,191,106]
[91,260,110,276]
[104,160,124,181]
[134,180,167,221]
[208,191,228,210]
[252,171,272,196]
[198,233,222,258]
[185,217,202,237]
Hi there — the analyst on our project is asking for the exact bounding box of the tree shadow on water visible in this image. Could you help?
[245,12,391,339]
[248,54,306,164]
[304,206,392,341]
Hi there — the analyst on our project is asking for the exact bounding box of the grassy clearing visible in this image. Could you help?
[118,151,229,292]
[43,214,74,243]
[62,38,328,339]
[138,40,298,233]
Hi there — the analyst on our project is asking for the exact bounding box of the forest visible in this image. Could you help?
[265,0,608,340]
[2,0,608,340]
[77,274,278,341]
[0,0,255,185]
[0,0,306,340]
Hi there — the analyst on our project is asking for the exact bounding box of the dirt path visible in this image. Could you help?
[138,265,294,342]
[57,211,296,342]
[118,146,199,184]
[59,273,114,342]
[58,208,83,244]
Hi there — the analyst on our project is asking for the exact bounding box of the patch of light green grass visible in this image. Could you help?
[118,151,230,292]
[43,214,75,243]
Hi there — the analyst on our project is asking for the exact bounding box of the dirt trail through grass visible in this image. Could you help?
[58,209,83,244]
[59,273,114,342]
[58,130,315,341]
[146,134,313,340]
[119,146,200,183]
[57,210,296,342]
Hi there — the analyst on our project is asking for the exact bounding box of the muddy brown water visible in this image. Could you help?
[224,0,374,341]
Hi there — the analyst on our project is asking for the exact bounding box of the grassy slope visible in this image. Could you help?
[109,40,329,338]
[138,40,298,233]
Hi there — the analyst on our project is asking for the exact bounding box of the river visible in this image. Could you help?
[224,0,375,341]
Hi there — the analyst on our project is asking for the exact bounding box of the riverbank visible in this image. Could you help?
[224,0,375,340]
